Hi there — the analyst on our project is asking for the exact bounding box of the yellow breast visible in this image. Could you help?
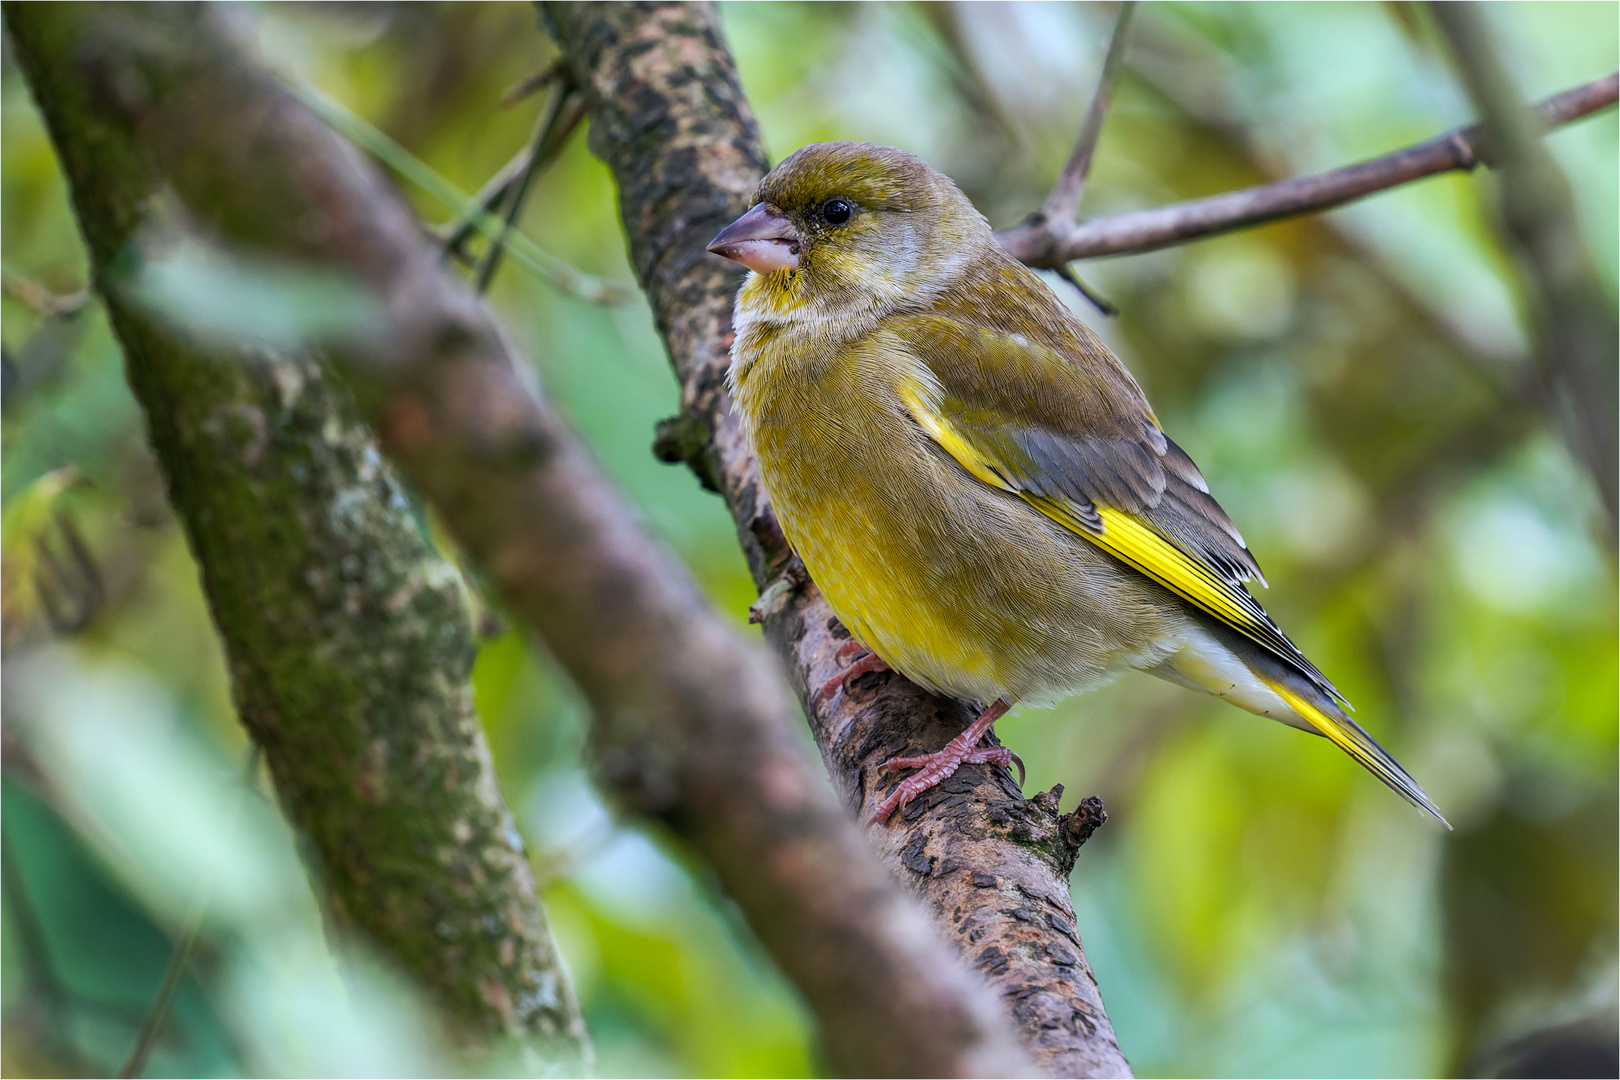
[731,315,1017,700]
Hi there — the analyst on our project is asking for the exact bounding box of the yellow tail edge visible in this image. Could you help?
[1265,678,1451,829]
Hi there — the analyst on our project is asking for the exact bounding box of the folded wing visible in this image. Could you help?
[890,307,1345,709]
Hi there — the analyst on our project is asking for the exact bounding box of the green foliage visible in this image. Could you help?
[3,3,1613,1077]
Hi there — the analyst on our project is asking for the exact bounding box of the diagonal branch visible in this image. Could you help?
[998,71,1619,266]
[4,3,591,1061]
[1041,1,1137,229]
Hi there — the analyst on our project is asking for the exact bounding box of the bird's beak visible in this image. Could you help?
[707,204,802,273]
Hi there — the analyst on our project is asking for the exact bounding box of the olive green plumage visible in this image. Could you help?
[713,141,1444,824]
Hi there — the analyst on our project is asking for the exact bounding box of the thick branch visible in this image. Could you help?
[545,3,1132,1075]
[997,71,1619,265]
[6,3,1041,1076]
[1431,5,1619,532]
[3,2,588,1062]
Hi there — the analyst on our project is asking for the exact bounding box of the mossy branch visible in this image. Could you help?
[3,2,588,1064]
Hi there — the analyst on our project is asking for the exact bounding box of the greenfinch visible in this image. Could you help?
[708,141,1444,827]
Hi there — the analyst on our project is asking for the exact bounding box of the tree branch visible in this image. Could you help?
[1040,1,1136,230]
[997,71,1619,265]
[545,3,1132,1075]
[1430,4,1618,534]
[5,2,1042,1076]
[3,2,589,1063]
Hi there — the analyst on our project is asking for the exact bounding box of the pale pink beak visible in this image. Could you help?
[707,203,802,273]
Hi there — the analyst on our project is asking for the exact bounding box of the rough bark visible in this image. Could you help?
[545,4,1132,1075]
[2,2,589,1063]
[5,2,1041,1076]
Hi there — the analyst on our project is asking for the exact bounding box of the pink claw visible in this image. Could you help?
[869,698,1018,825]
[813,646,890,708]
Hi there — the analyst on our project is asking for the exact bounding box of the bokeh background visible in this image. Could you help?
[3,2,1615,1076]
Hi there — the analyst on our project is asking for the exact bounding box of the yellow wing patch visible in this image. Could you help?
[1026,493,1299,660]
[1089,505,1263,637]
[1031,497,1339,699]
[897,375,1013,491]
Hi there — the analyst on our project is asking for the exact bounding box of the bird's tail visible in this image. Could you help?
[1151,625,1449,827]
[1259,675,1450,828]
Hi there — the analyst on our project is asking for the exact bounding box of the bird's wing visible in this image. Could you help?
[890,309,1344,705]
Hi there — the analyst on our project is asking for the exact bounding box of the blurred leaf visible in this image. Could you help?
[116,230,386,354]
[1,777,238,1077]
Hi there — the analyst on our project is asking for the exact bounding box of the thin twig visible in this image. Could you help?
[441,145,531,262]
[475,86,579,293]
[1053,263,1118,316]
[117,748,261,1080]
[915,3,1026,150]
[33,512,103,635]
[440,94,587,263]
[0,815,71,1019]
[287,79,624,304]
[501,59,564,109]
[116,906,205,1079]
[997,71,1619,266]
[1041,1,1137,227]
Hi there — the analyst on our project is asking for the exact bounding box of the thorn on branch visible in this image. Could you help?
[1445,130,1482,171]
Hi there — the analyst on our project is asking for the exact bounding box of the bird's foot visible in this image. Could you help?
[870,699,1016,825]
[812,642,890,708]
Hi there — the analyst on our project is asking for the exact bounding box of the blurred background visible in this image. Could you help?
[2,2,1614,1076]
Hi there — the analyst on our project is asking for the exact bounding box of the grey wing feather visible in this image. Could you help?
[1008,425,1267,589]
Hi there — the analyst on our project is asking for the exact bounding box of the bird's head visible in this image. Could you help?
[708,142,992,320]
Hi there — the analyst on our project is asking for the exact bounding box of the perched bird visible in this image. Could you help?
[708,141,1445,827]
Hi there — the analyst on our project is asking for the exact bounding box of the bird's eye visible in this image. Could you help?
[819,198,853,225]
